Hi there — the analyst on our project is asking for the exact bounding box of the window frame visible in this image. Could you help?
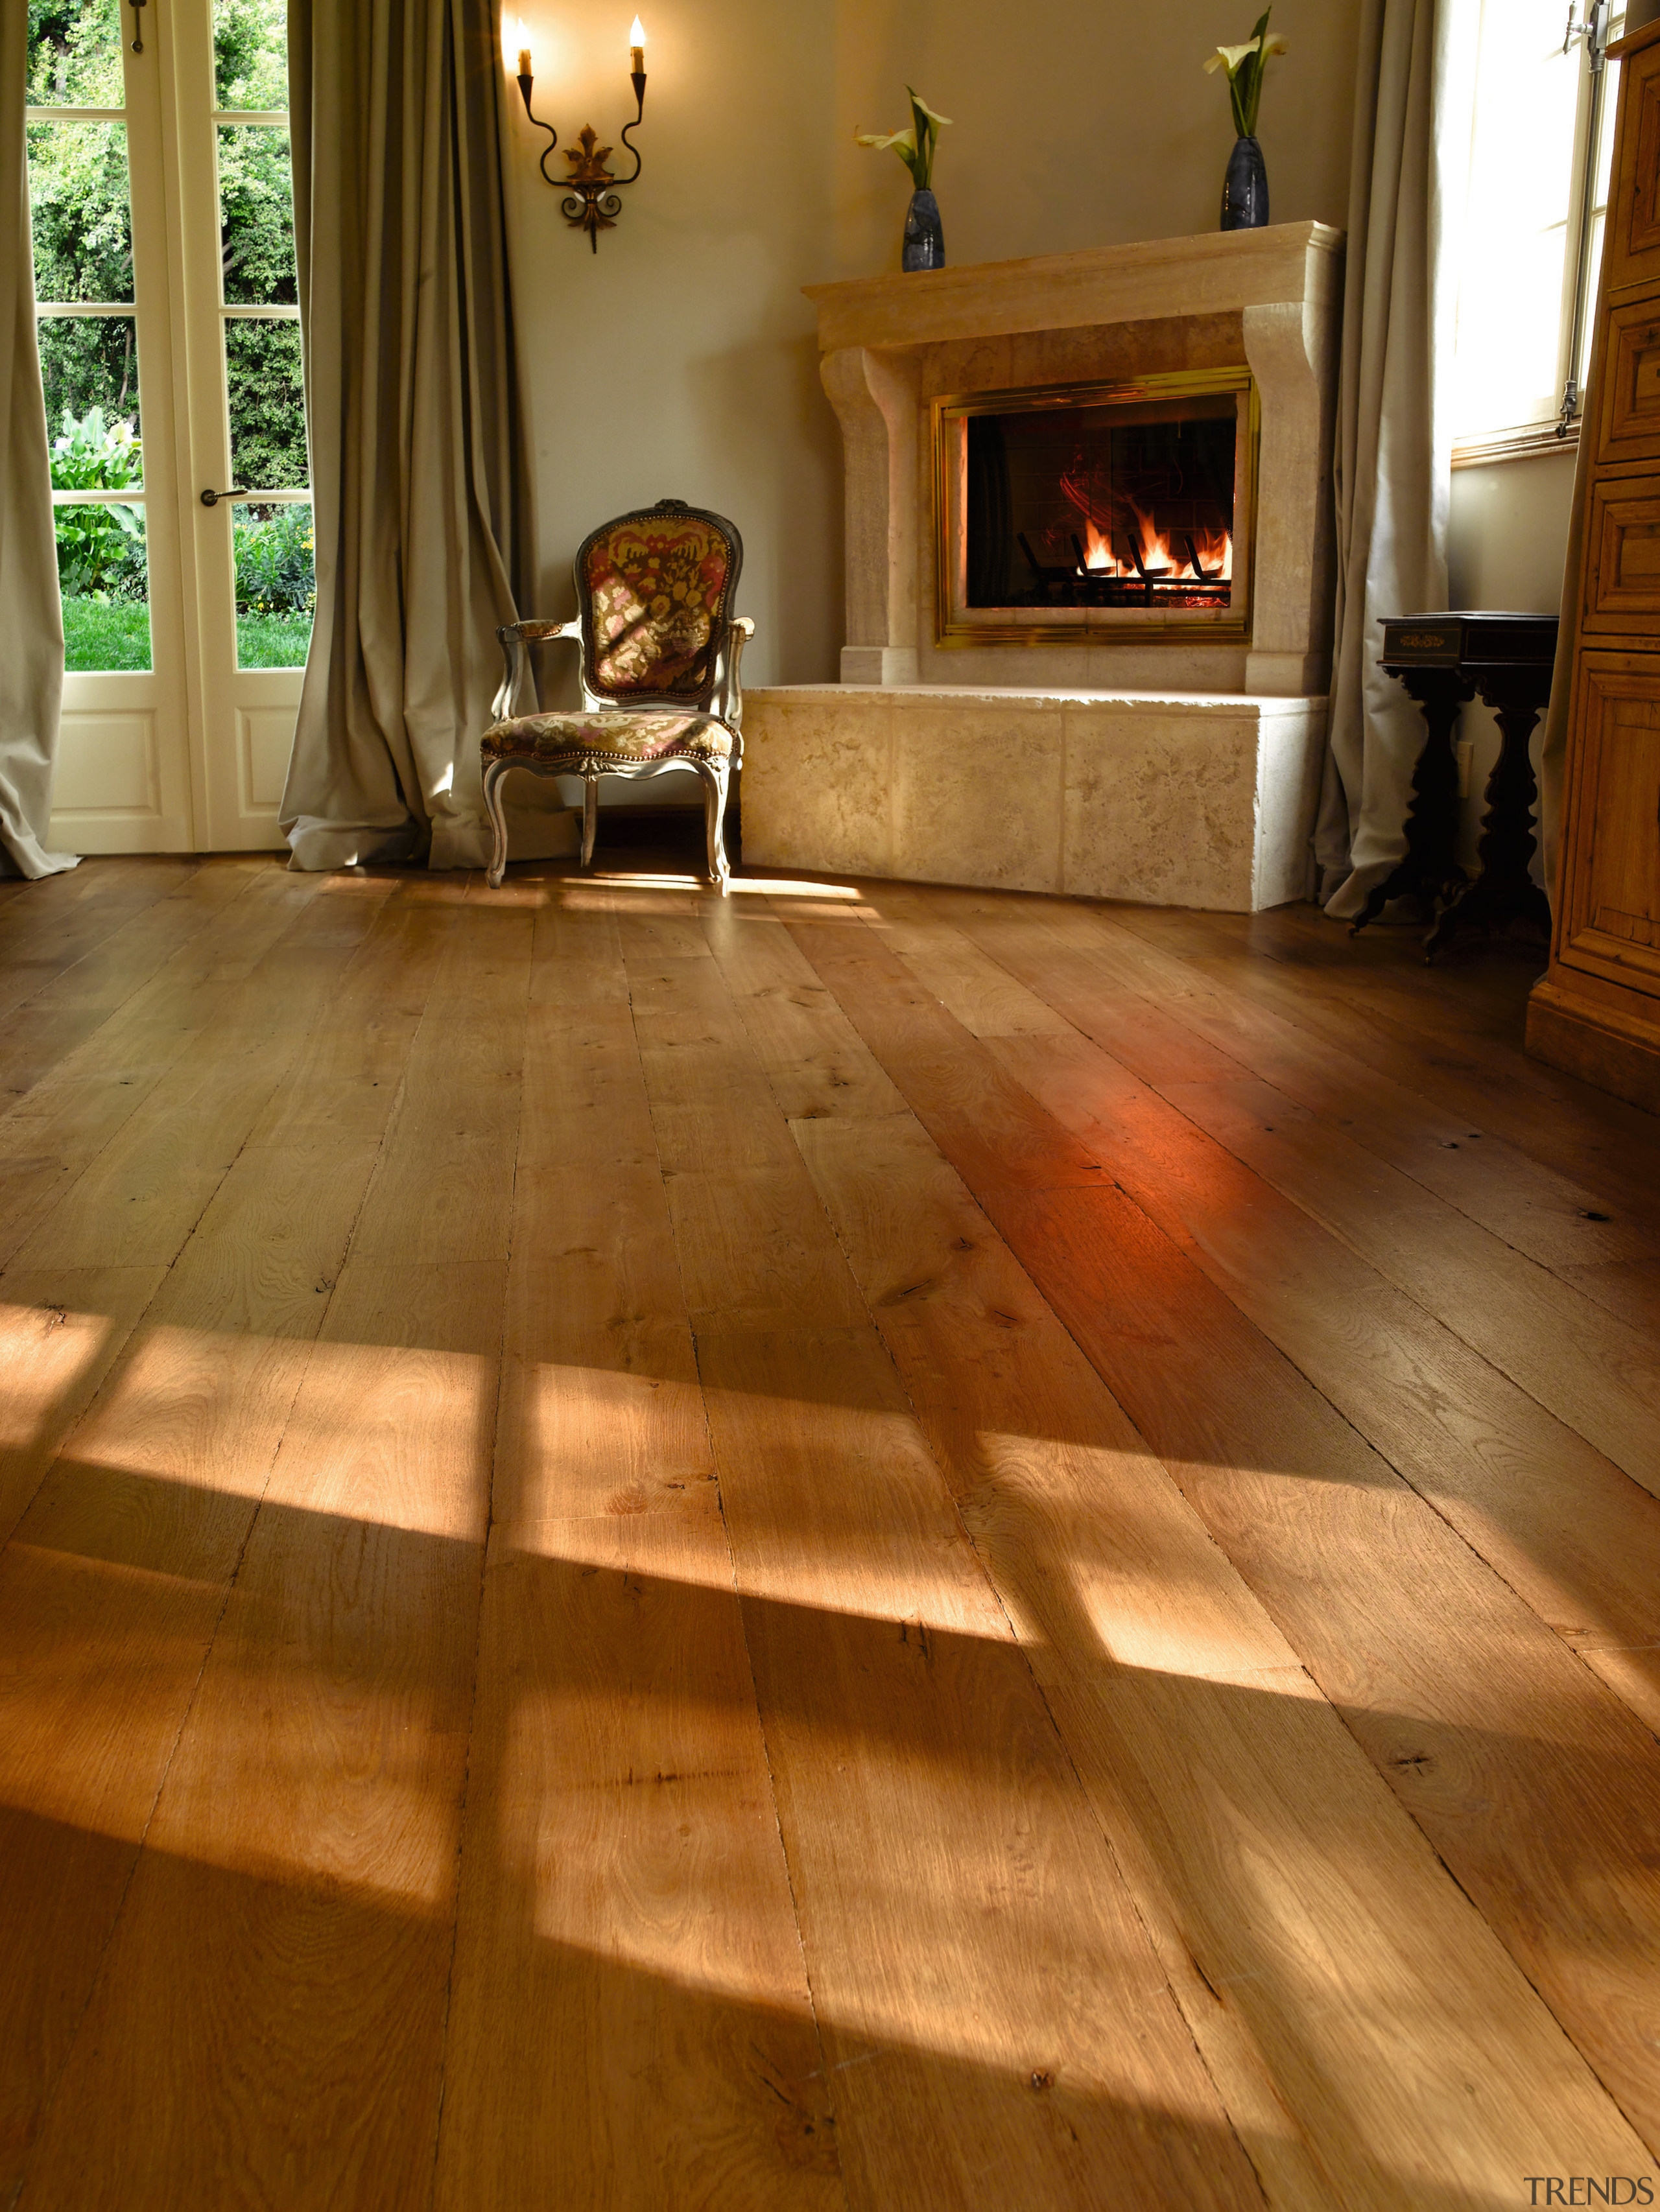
[1450,0,1622,469]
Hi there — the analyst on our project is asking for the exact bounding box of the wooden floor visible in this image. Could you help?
[1,847,1659,2209]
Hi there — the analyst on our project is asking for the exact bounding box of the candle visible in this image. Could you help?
[515,15,531,74]
[630,14,645,73]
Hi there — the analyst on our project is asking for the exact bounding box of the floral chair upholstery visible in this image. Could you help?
[481,499,752,893]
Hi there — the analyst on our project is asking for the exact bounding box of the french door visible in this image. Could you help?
[27,0,311,853]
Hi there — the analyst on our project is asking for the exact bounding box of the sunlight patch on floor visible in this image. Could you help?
[502,1354,715,1527]
[266,1336,493,1540]
[62,1324,316,1501]
[586,872,862,901]
[0,1300,115,1450]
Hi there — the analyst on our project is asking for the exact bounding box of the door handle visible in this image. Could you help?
[199,486,249,507]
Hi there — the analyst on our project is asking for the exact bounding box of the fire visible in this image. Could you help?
[1079,504,1231,582]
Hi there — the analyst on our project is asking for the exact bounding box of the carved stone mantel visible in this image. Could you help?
[803,220,1344,698]
[739,222,1345,912]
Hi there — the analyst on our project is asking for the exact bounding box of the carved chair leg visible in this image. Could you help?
[702,764,731,896]
[581,777,599,871]
[483,760,511,889]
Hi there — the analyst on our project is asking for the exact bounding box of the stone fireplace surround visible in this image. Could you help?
[742,220,1343,910]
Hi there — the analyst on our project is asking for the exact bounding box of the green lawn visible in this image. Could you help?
[237,611,313,668]
[63,596,150,672]
[62,597,312,673]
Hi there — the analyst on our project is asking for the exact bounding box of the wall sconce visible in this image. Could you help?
[513,17,648,252]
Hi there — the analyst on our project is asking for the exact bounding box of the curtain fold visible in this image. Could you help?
[0,7,77,881]
[282,0,541,871]
[1537,416,1589,913]
[1314,0,1476,918]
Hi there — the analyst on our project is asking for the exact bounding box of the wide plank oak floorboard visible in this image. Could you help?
[3,858,1657,2209]
[790,903,1660,2167]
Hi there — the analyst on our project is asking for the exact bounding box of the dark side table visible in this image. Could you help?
[1351,611,1559,961]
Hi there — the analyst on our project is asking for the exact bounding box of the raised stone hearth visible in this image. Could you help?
[744,685,1325,910]
[744,222,1342,910]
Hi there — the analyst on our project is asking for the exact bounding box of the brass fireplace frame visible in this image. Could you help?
[931,366,1261,650]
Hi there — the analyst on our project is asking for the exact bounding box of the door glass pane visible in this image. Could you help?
[38,316,143,450]
[48,379,143,488]
[214,0,289,110]
[56,506,150,670]
[51,387,149,672]
[27,121,135,302]
[26,0,125,108]
[218,124,298,303]
[226,320,307,488]
[233,501,313,669]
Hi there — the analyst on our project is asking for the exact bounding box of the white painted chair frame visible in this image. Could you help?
[482,611,754,895]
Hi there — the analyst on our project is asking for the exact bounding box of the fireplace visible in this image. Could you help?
[742,224,1344,910]
[934,370,1255,646]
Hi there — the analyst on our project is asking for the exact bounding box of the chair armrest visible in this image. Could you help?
[492,618,583,722]
[503,618,583,642]
[718,615,756,734]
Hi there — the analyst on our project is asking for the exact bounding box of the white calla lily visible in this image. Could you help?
[1205,10,1285,137]
[858,86,950,189]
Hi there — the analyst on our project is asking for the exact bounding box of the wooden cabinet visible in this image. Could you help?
[1527,19,1660,1111]
[1586,477,1660,622]
[1610,25,1660,281]
[1558,657,1660,964]
[1598,298,1660,459]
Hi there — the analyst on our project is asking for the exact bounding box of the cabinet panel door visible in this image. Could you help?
[1598,293,1660,463]
[1560,655,1660,989]
[1584,476,1660,626]
[1613,38,1660,284]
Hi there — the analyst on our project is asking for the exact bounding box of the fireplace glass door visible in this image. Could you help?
[934,371,1256,648]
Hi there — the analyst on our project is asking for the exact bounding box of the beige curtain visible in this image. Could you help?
[0,7,76,881]
[282,0,542,871]
[1539,416,1589,910]
[1315,0,1476,917]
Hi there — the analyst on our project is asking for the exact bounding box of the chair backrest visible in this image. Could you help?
[575,499,742,710]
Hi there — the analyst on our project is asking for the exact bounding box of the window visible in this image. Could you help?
[1451,0,1622,465]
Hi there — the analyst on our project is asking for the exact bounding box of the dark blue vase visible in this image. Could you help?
[902,187,945,271]
[1220,135,1268,230]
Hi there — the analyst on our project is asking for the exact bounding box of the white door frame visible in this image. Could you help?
[40,0,304,856]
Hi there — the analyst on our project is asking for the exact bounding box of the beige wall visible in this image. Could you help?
[1446,449,1576,864]
[504,0,1364,702]
[503,0,842,701]
[501,1,1579,878]
[832,0,1362,276]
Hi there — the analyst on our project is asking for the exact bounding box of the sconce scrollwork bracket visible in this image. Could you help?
[517,71,647,253]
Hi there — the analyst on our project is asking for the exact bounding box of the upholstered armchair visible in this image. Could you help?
[481,499,753,893]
